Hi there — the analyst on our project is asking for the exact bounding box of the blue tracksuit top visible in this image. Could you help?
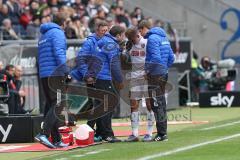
[38,22,67,78]
[144,27,175,75]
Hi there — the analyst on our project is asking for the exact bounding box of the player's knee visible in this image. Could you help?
[130,100,139,112]
[131,105,138,112]
[146,99,152,111]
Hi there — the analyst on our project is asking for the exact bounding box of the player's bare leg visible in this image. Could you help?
[125,99,140,142]
[143,98,154,142]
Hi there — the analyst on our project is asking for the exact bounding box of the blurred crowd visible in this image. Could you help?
[190,52,236,102]
[0,0,173,40]
[0,61,30,115]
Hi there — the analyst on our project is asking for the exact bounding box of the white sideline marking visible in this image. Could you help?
[0,145,27,152]
[55,158,68,160]
[200,120,240,131]
[137,133,240,160]
[70,149,111,158]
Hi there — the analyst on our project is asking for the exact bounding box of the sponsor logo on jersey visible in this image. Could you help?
[130,50,145,56]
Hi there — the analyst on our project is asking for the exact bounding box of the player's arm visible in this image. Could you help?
[121,40,132,64]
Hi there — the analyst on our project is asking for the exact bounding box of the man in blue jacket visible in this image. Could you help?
[75,21,109,142]
[138,20,175,142]
[89,25,125,143]
[72,21,108,81]
[35,14,69,148]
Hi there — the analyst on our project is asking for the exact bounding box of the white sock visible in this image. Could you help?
[147,110,154,136]
[131,111,139,137]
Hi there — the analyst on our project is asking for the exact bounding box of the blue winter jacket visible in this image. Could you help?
[144,27,175,76]
[75,33,102,80]
[94,33,123,82]
[38,22,67,78]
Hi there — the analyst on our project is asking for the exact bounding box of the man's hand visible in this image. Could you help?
[20,97,24,105]
[144,73,149,80]
[85,77,95,85]
[115,82,124,90]
[65,74,72,83]
[19,90,25,97]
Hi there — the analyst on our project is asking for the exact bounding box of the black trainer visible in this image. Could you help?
[104,136,122,143]
[154,134,168,142]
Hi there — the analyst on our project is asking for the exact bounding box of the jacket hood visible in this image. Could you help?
[40,22,62,34]
[87,33,100,41]
[98,33,118,49]
[105,33,118,43]
[144,27,166,39]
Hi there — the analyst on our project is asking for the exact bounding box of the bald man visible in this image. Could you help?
[0,61,4,79]
[14,65,26,113]
[7,65,26,114]
[14,65,23,81]
[0,61,3,71]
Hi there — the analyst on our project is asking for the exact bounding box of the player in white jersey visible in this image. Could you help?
[124,28,154,142]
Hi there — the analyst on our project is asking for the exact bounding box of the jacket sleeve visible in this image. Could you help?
[77,39,92,78]
[78,39,103,79]
[147,36,160,56]
[105,43,123,83]
[145,36,160,74]
[78,39,92,55]
[85,56,103,79]
[167,47,175,67]
[52,29,68,74]
[70,68,83,81]
[110,54,123,83]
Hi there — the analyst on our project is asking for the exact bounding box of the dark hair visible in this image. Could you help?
[32,15,40,22]
[138,20,152,29]
[193,50,198,60]
[109,25,125,37]
[110,4,117,10]
[125,27,138,40]
[71,14,80,22]
[118,6,124,11]
[96,21,108,29]
[134,7,141,12]
[53,13,67,26]
[5,65,14,71]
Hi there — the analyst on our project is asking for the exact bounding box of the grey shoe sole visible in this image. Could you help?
[34,136,40,142]
[124,137,139,142]
[35,136,56,149]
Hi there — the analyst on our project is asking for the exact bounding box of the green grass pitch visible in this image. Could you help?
[1,107,240,160]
